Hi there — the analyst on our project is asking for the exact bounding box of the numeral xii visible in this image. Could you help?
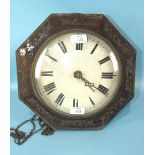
[76,43,83,50]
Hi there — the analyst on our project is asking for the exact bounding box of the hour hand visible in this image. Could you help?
[74,70,96,92]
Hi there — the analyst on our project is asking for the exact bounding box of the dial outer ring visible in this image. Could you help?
[31,29,122,119]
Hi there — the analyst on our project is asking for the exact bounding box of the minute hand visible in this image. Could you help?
[74,70,97,92]
[80,77,97,92]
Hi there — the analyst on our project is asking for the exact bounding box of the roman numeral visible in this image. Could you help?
[99,56,110,65]
[58,41,67,53]
[76,43,83,50]
[98,84,109,95]
[89,97,95,105]
[101,72,116,79]
[41,71,53,76]
[55,93,65,105]
[73,98,78,107]
[43,82,56,95]
[90,43,98,54]
[45,53,57,62]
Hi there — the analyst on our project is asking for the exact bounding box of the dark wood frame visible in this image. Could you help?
[16,14,136,130]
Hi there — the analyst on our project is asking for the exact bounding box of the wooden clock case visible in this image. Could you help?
[16,14,136,130]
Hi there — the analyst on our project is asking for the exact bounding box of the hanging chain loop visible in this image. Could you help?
[10,114,55,145]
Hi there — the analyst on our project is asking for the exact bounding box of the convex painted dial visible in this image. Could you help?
[32,30,121,117]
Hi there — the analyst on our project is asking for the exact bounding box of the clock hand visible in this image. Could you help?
[74,70,96,92]
[80,77,96,91]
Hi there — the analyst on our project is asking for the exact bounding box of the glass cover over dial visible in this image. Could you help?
[32,30,121,117]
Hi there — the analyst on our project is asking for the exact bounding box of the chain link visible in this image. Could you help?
[10,114,55,145]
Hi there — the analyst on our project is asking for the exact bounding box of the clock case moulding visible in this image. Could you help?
[16,13,136,130]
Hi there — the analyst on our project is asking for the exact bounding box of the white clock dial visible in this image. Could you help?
[32,30,121,117]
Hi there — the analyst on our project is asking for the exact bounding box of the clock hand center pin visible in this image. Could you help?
[74,70,82,79]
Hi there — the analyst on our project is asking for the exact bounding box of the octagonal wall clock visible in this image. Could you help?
[16,14,136,131]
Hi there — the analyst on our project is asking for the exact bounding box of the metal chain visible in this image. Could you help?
[10,114,55,145]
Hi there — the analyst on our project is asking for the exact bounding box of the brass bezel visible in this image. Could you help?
[31,29,122,119]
